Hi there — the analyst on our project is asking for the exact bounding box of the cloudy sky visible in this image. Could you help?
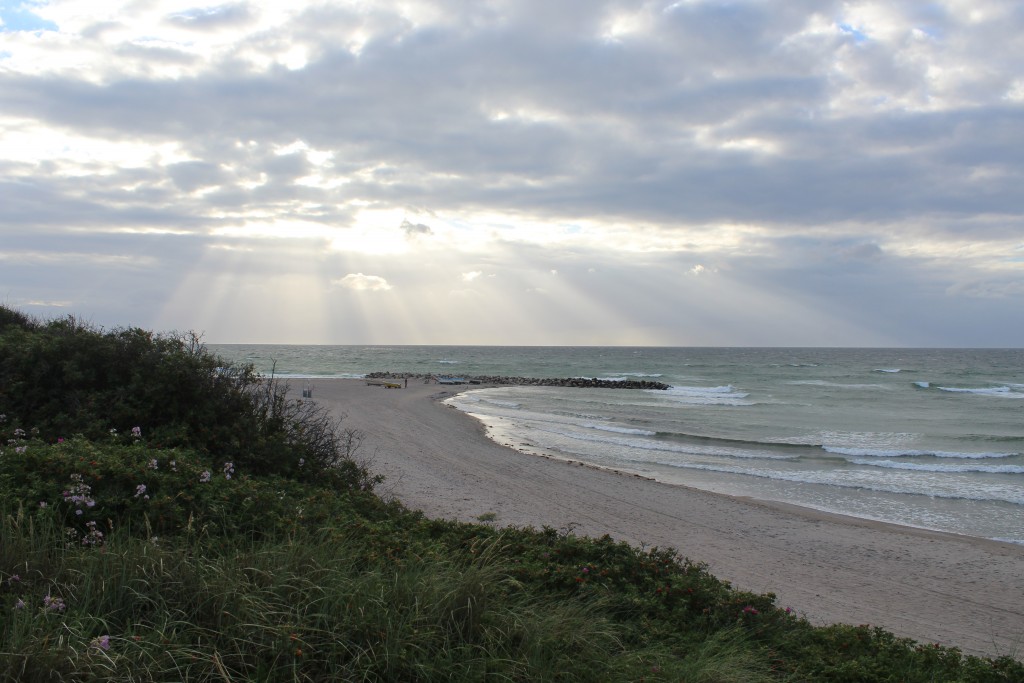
[2,1,1022,346]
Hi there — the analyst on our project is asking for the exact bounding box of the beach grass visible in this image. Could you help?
[0,440,779,682]
[1,306,1022,681]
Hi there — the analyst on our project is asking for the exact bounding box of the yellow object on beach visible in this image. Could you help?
[365,379,402,388]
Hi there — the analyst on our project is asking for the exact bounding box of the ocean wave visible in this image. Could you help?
[875,368,901,373]
[846,458,1024,474]
[913,381,930,388]
[482,399,522,409]
[823,446,1018,459]
[643,461,1024,505]
[584,423,657,436]
[552,411,606,421]
[554,411,609,421]
[661,431,823,453]
[656,384,754,406]
[666,384,739,394]
[787,380,888,390]
[534,425,797,460]
[989,537,1024,546]
[937,385,1024,397]
[437,359,459,364]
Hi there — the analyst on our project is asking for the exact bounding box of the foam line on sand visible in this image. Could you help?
[299,378,1023,659]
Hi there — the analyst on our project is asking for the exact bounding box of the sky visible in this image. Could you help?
[1,1,1022,346]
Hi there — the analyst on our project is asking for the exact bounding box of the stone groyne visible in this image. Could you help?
[365,372,670,391]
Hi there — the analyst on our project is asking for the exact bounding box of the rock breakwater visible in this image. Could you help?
[365,372,670,390]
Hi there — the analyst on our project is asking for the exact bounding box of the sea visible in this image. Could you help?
[208,345,1024,545]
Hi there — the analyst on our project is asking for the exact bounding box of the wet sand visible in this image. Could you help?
[300,378,1023,659]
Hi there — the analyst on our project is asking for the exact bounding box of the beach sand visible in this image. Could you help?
[299,378,1023,660]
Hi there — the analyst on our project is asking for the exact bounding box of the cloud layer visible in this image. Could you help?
[2,0,1022,345]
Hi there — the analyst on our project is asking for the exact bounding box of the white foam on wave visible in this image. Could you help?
[583,423,656,436]
[875,368,901,373]
[823,446,1018,459]
[914,381,930,388]
[788,380,888,390]
[483,399,522,409]
[846,458,1024,474]
[560,411,608,421]
[536,425,796,460]
[645,462,1024,505]
[937,385,1024,397]
[990,537,1024,546]
[655,384,753,406]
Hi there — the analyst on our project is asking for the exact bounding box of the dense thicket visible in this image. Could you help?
[0,307,373,487]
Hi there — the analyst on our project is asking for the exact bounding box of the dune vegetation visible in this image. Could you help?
[1,305,1020,682]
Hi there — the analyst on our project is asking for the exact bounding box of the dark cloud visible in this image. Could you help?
[166,160,227,192]
[838,243,884,261]
[401,219,432,237]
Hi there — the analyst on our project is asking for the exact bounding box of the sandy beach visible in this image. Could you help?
[299,378,1023,660]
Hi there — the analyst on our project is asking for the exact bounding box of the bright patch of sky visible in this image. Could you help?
[1,0,1022,345]
[0,1,57,32]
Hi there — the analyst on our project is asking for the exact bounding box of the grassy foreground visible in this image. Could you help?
[1,307,1021,682]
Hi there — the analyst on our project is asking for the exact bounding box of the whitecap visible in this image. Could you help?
[655,384,753,406]
[641,462,1024,505]
[584,423,656,436]
[787,380,888,390]
[989,537,1024,546]
[535,425,795,460]
[823,446,1018,459]
[483,399,522,409]
[937,385,1024,398]
[846,458,1024,474]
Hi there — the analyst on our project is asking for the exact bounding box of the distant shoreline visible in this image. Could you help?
[298,378,1024,660]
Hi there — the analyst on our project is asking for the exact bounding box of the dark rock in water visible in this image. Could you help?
[365,372,670,390]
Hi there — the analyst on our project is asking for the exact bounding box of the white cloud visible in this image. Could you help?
[332,273,392,292]
[461,271,482,282]
[21,300,71,308]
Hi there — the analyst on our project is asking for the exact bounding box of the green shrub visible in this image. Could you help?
[0,306,34,333]
[0,305,376,490]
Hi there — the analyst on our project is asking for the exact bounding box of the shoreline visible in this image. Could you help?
[298,378,1024,660]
